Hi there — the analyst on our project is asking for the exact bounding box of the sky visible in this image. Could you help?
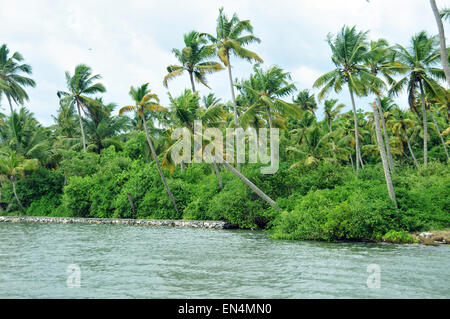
[0,0,449,125]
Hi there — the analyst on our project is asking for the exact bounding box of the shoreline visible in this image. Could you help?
[0,216,235,230]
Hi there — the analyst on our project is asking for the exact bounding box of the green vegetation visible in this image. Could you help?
[0,6,449,243]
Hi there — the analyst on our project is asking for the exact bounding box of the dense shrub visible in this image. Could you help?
[269,162,450,241]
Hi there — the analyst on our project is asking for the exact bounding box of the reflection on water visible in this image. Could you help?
[0,223,448,298]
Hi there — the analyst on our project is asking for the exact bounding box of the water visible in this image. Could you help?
[0,222,448,298]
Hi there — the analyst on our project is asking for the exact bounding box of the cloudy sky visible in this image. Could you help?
[1,0,449,125]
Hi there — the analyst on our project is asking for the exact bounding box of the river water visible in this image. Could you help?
[0,222,448,298]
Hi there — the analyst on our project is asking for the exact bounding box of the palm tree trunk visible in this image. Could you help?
[376,95,395,172]
[142,115,179,213]
[220,158,280,210]
[226,51,241,172]
[189,71,196,93]
[328,119,337,159]
[404,132,419,167]
[430,110,450,159]
[266,106,276,167]
[76,100,87,152]
[419,81,428,167]
[6,94,17,138]
[430,0,450,87]
[349,154,355,171]
[10,176,25,214]
[127,193,137,218]
[348,87,363,172]
[371,102,397,208]
[212,161,223,188]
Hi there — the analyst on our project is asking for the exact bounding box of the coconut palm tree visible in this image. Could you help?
[0,44,36,116]
[425,97,450,160]
[324,99,345,158]
[0,107,52,164]
[165,89,224,186]
[389,31,447,167]
[313,26,377,173]
[324,99,345,134]
[0,150,38,213]
[430,0,450,87]
[364,39,403,171]
[293,89,318,115]
[237,65,298,166]
[388,108,419,167]
[57,64,106,152]
[370,102,397,207]
[440,8,450,21]
[83,98,129,153]
[163,31,224,92]
[119,83,178,213]
[203,7,263,171]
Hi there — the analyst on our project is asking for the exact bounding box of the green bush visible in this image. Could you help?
[26,194,62,216]
[61,176,93,217]
[382,230,417,244]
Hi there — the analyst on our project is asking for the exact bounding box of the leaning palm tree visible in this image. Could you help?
[0,150,38,213]
[313,26,375,173]
[163,31,224,92]
[364,39,402,171]
[57,64,106,152]
[430,0,450,87]
[370,102,397,207]
[120,83,178,213]
[389,31,447,167]
[203,7,263,171]
[0,44,36,116]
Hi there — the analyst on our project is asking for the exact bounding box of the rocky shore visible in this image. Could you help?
[0,216,235,229]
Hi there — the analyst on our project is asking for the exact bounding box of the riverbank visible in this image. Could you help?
[0,216,235,229]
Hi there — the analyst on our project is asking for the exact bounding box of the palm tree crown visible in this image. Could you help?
[0,44,36,116]
[163,31,223,92]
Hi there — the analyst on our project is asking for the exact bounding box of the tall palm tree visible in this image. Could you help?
[390,31,447,167]
[364,39,402,171]
[57,64,106,152]
[371,102,397,207]
[313,26,375,173]
[203,7,263,170]
[293,89,318,115]
[0,150,38,213]
[0,44,36,116]
[120,83,178,213]
[430,0,450,87]
[163,31,224,92]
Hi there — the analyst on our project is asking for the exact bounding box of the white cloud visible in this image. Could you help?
[0,0,448,124]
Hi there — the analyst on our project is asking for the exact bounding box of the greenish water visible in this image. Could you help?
[0,222,448,298]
